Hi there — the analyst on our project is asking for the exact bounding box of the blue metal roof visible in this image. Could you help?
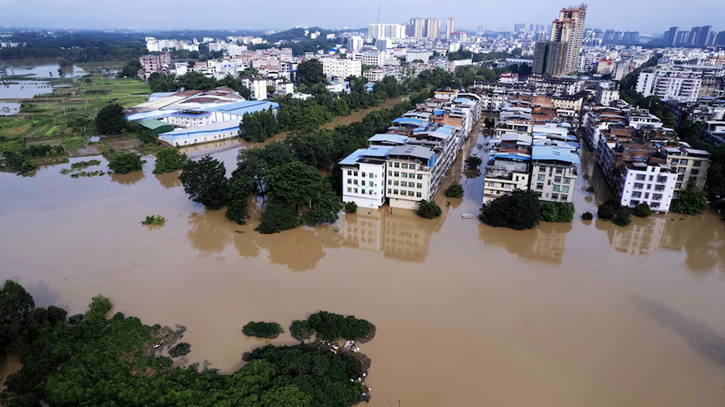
[392,117,426,125]
[338,146,393,166]
[532,145,580,164]
[369,134,409,144]
[200,101,279,116]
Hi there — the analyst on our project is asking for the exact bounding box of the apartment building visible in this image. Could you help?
[368,23,406,40]
[550,4,587,74]
[360,51,386,68]
[139,53,172,78]
[636,66,703,103]
[483,134,533,203]
[340,146,392,209]
[530,145,579,202]
[494,118,533,138]
[385,145,436,209]
[620,161,678,212]
[627,108,663,129]
[596,81,620,106]
[660,146,711,190]
[321,58,362,79]
[241,77,268,100]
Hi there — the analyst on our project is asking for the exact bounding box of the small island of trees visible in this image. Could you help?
[242,321,284,339]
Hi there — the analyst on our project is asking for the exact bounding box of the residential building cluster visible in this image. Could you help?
[533,4,587,76]
[340,89,481,209]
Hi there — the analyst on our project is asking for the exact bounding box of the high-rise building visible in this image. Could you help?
[407,17,425,38]
[663,26,678,46]
[476,25,484,36]
[347,36,363,53]
[425,18,441,38]
[446,18,454,38]
[689,27,700,46]
[533,41,566,76]
[514,23,526,33]
[550,3,587,75]
[715,31,725,46]
[675,30,690,46]
[696,26,712,46]
[368,23,406,40]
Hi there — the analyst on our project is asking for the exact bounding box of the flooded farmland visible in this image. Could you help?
[1,130,724,407]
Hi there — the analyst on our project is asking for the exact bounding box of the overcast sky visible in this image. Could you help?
[0,0,720,34]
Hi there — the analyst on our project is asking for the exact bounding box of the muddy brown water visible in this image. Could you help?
[1,129,725,407]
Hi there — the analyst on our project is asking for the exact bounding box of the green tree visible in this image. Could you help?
[289,133,336,170]
[95,103,127,134]
[179,156,229,210]
[597,199,618,220]
[290,320,314,341]
[153,149,189,174]
[633,203,653,217]
[255,201,300,234]
[540,201,575,222]
[671,183,708,215]
[582,212,593,220]
[296,59,325,86]
[85,295,112,322]
[177,71,219,90]
[613,207,632,227]
[0,280,35,353]
[226,174,255,225]
[303,190,340,225]
[105,151,143,174]
[242,321,284,338]
[479,190,540,230]
[147,72,178,92]
[266,161,326,211]
[119,59,142,78]
[168,342,191,357]
[417,200,442,219]
[465,156,483,168]
[344,201,358,214]
[444,184,464,198]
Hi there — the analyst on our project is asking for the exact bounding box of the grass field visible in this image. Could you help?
[0,74,151,156]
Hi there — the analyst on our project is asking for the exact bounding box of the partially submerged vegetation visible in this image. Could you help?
[141,215,166,226]
[479,190,541,230]
[0,280,375,407]
[153,149,189,174]
[242,321,284,339]
[417,200,442,219]
[597,199,631,227]
[105,151,143,174]
[670,183,708,215]
[540,201,575,223]
[444,183,464,199]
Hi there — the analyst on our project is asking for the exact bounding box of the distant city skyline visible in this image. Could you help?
[0,0,721,34]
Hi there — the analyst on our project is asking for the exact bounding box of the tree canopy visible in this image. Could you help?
[95,103,127,134]
[671,183,708,215]
[479,190,541,230]
[179,156,229,210]
[296,59,326,86]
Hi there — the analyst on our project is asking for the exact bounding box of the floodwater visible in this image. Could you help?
[0,102,20,116]
[0,81,55,100]
[0,64,86,79]
[1,130,725,407]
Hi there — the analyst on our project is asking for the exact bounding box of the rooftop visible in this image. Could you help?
[532,145,581,165]
[388,145,435,161]
[368,133,409,145]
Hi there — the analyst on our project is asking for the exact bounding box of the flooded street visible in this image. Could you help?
[1,130,725,406]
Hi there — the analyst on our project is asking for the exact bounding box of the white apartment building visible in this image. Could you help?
[276,81,294,96]
[321,58,362,79]
[628,109,663,129]
[620,162,678,212]
[483,154,531,203]
[364,69,387,82]
[636,67,703,103]
[530,145,579,203]
[368,23,406,40]
[596,81,620,106]
[241,78,267,100]
[386,145,436,209]
[347,36,363,53]
[340,146,392,209]
[360,51,386,68]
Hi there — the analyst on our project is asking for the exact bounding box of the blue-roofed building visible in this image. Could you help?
[340,146,393,209]
[530,145,580,203]
[159,121,240,147]
[199,101,279,122]
[368,134,409,146]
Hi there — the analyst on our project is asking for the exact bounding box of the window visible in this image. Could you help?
[387,188,391,194]
[401,163,408,169]
[678,168,686,174]
[561,195,568,201]
[347,179,352,184]
[648,175,654,181]
[657,176,668,183]
[388,171,392,176]
[369,190,374,195]
[547,180,552,186]
[688,176,698,184]
[347,187,352,193]
[369,173,374,178]
[636,174,646,181]
[393,180,399,186]
[361,172,366,178]
[676,182,683,189]
[632,191,642,198]
[394,163,400,168]
[536,183,544,189]
[644,192,650,199]
[670,159,679,165]
[417,183,422,189]
[416,192,422,198]
[631,200,640,206]
[650,202,660,208]
[693,161,702,167]
[646,184,652,190]
[347,170,352,175]
[554,176,562,183]
[653,194,662,201]
[409,172,414,178]
[555,168,563,174]
[393,189,398,195]
[680,159,688,165]
[401,181,408,187]
[539,167,546,172]
[387,180,392,185]
[361,189,366,194]
[552,194,559,200]
[401,190,407,196]
[408,191,414,197]
[553,185,560,192]
[354,180,358,185]
[354,188,358,193]
[562,186,569,193]
[537,175,545,181]
[654,185,665,192]
[691,169,700,175]
[401,173,408,178]
[634,183,644,189]
[354,171,358,176]
[417,174,423,180]
[515,176,519,182]
[394,171,400,177]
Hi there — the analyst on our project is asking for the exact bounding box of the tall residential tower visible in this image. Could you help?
[550,4,587,74]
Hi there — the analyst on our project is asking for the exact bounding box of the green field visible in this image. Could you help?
[0,75,151,156]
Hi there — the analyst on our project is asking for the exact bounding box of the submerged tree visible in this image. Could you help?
[479,190,540,230]
[179,156,229,210]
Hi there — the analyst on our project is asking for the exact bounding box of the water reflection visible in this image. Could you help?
[110,171,145,185]
[186,211,234,255]
[635,297,725,366]
[339,208,444,262]
[478,222,573,264]
[156,172,182,189]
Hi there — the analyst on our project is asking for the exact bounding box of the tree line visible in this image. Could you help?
[0,280,368,407]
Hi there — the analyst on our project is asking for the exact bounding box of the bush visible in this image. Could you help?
[255,201,300,234]
[153,149,189,174]
[306,311,373,342]
[632,203,653,217]
[85,295,112,322]
[540,201,575,223]
[597,199,618,220]
[586,186,595,193]
[105,151,143,174]
[141,215,166,225]
[613,207,632,227]
[581,212,593,220]
[479,190,540,230]
[444,184,464,198]
[168,342,191,357]
[242,321,284,339]
[465,156,482,169]
[583,174,590,180]
[290,320,314,341]
[670,183,708,215]
[417,199,442,219]
[344,201,358,214]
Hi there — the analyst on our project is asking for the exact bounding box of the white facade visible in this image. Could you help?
[347,36,363,53]
[242,78,268,100]
[322,58,362,79]
[343,162,387,209]
[276,82,294,96]
[386,159,434,210]
[636,67,703,103]
[596,81,620,106]
[361,52,386,68]
[368,23,406,40]
[620,165,678,213]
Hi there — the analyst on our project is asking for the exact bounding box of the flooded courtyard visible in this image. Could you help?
[1,131,725,406]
